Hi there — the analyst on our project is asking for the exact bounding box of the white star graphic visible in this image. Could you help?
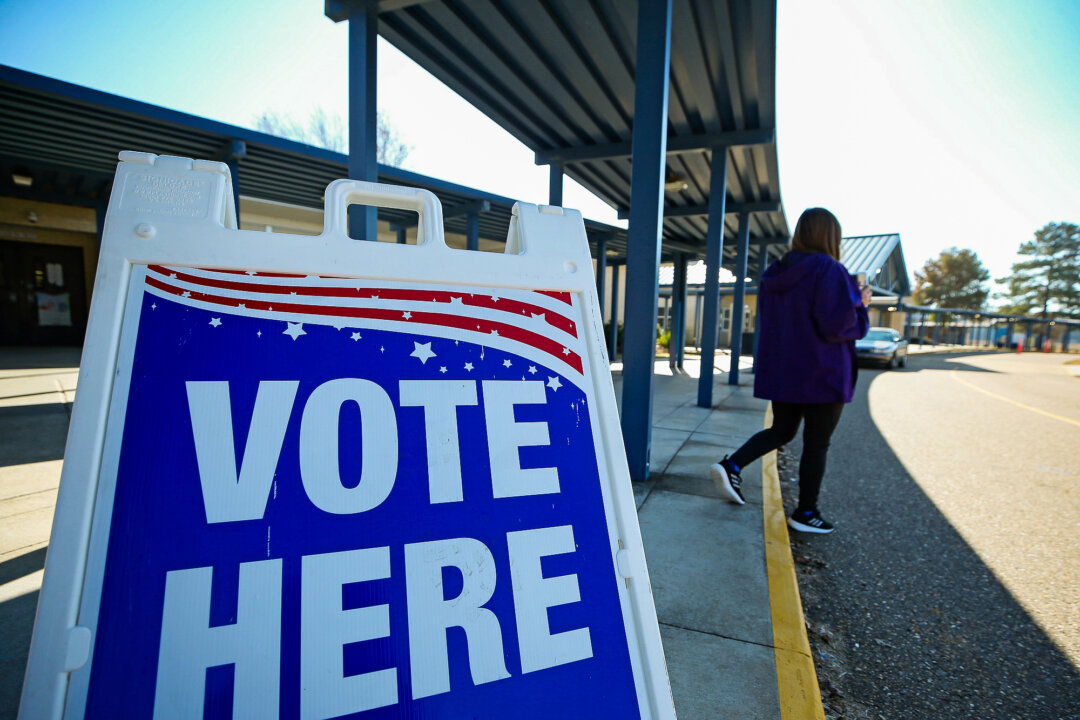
[464,362,474,371]
[181,291,191,298]
[450,297,464,307]
[350,332,362,341]
[403,311,412,320]
[491,295,500,303]
[245,271,256,276]
[290,291,297,296]
[528,365,537,374]
[380,346,385,353]
[502,359,512,368]
[490,330,499,337]
[257,330,262,337]
[410,341,436,364]
[546,376,562,391]
[371,294,379,300]
[331,320,346,330]
[209,317,222,328]
[151,302,157,310]
[531,312,545,322]
[170,273,177,278]
[562,347,571,355]
[283,322,306,340]
[238,303,246,309]
[439,366,447,374]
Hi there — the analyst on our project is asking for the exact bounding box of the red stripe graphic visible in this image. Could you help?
[145,275,583,374]
[148,265,577,338]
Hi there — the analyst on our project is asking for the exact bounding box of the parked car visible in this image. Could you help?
[856,327,908,368]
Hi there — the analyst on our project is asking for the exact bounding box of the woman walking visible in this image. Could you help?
[709,207,870,534]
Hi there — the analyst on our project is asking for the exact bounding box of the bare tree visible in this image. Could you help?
[255,108,410,166]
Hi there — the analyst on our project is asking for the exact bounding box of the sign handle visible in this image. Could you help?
[322,179,446,250]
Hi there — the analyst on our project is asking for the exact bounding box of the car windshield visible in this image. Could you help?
[865,330,895,342]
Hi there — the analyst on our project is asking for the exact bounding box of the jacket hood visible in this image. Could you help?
[761,250,831,294]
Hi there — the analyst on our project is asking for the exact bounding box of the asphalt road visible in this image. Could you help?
[790,350,1080,719]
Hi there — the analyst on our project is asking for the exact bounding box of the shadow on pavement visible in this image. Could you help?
[784,358,1080,719]
[862,350,1005,374]
[0,347,82,371]
[0,404,69,467]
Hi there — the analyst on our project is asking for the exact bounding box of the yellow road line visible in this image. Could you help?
[950,369,1080,428]
[761,404,825,720]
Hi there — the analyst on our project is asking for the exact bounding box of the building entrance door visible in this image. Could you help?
[0,239,87,345]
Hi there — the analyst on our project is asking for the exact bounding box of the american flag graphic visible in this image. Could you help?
[141,264,589,383]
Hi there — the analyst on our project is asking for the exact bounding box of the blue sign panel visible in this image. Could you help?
[81,265,639,718]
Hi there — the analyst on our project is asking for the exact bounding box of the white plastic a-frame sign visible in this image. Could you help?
[20,152,676,719]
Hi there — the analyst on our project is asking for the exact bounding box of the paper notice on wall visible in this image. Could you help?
[37,292,72,326]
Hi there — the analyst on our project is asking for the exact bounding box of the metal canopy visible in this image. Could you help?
[0,65,630,257]
[378,0,790,267]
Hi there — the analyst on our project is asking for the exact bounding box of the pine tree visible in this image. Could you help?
[997,223,1080,319]
[913,247,990,309]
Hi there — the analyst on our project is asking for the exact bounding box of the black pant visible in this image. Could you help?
[729,401,845,512]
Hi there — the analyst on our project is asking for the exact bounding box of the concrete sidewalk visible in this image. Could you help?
[0,348,819,719]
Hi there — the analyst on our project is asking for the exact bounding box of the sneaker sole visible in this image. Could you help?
[787,517,834,534]
[709,464,746,505]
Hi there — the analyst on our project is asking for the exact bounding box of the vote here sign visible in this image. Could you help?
[23,157,672,720]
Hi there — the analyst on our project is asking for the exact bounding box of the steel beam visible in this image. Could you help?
[697,146,728,407]
[346,4,378,240]
[617,200,780,220]
[595,235,607,325]
[216,139,246,225]
[609,263,621,362]
[549,163,563,206]
[672,253,688,369]
[535,128,775,165]
[620,0,673,481]
[728,212,751,385]
[466,210,480,251]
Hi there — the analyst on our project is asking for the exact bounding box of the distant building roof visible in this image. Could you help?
[658,233,912,298]
[840,234,911,297]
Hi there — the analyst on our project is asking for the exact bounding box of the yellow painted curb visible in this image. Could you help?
[761,404,825,720]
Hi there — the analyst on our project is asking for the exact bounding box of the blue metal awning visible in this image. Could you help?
[0,65,630,257]
[375,0,790,266]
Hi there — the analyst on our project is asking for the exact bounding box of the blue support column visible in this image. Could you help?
[1025,321,1034,350]
[609,263,621,361]
[674,253,688,369]
[466,211,479,251]
[693,290,702,351]
[728,212,751,386]
[94,202,107,248]
[218,140,246,225]
[549,163,563,207]
[595,235,607,324]
[697,146,729,406]
[347,4,378,240]
[620,0,673,480]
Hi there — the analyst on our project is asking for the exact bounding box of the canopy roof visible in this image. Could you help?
[840,233,912,298]
[376,0,790,264]
[0,65,630,255]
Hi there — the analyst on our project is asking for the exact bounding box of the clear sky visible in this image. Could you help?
[2,0,1078,301]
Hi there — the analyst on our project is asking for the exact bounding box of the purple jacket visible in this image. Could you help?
[753,250,869,403]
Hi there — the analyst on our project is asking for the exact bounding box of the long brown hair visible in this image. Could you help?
[790,207,842,260]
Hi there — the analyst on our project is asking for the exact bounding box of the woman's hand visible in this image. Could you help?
[861,285,872,307]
